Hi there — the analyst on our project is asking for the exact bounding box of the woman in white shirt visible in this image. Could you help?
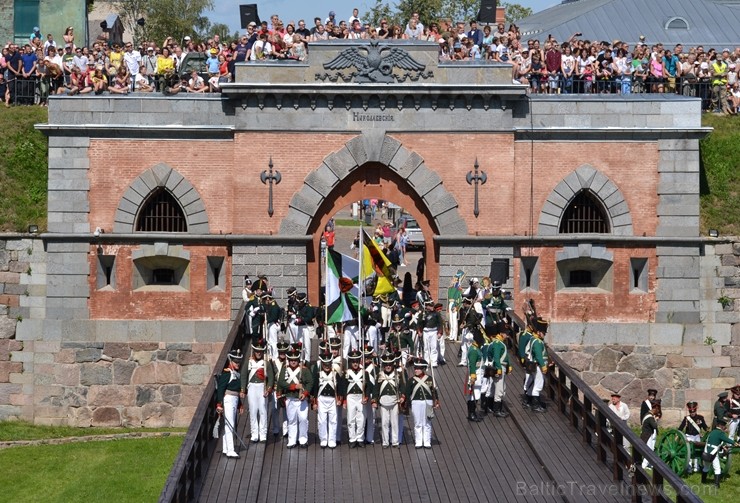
[560,45,575,93]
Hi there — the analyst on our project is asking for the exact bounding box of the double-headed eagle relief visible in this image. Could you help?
[317,41,433,83]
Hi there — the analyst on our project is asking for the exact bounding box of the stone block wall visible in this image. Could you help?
[551,239,739,426]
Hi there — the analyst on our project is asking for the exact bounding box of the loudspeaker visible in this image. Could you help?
[239,4,260,29]
[477,0,498,24]
[490,259,509,284]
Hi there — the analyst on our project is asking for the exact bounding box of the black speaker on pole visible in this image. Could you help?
[477,0,498,24]
[239,4,260,29]
[490,259,509,284]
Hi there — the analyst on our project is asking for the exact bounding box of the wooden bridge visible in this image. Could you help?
[160,308,702,503]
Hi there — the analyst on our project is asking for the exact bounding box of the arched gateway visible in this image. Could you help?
[280,132,467,301]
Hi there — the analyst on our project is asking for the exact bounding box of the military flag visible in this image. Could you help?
[326,248,360,324]
[361,229,396,296]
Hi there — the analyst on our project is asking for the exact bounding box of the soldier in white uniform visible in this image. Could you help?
[240,338,273,443]
[311,351,342,449]
[373,353,402,447]
[402,358,439,449]
[343,349,369,448]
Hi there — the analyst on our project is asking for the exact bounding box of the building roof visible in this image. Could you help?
[517,0,740,48]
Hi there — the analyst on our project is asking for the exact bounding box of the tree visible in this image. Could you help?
[114,0,214,45]
[395,0,443,28]
[364,0,402,28]
[501,2,533,23]
[439,0,479,24]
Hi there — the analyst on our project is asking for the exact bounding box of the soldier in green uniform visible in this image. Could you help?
[466,330,485,422]
[271,340,290,438]
[701,419,740,487]
[488,323,512,418]
[246,291,265,341]
[419,299,443,367]
[215,349,244,458]
[387,314,415,366]
[343,349,370,448]
[517,320,534,405]
[712,391,728,429]
[277,347,313,448]
[458,296,479,367]
[523,317,549,413]
[640,404,661,469]
[296,292,318,363]
[264,292,283,359]
[402,358,439,449]
[678,401,709,473]
[373,352,402,447]
[240,338,274,443]
[311,351,342,449]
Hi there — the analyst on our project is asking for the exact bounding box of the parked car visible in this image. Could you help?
[395,214,424,250]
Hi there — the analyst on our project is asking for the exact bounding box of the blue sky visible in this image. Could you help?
[205,0,558,34]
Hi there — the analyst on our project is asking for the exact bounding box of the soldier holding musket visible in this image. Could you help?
[387,315,414,367]
[466,329,485,422]
[271,340,290,438]
[296,292,318,363]
[458,296,480,367]
[419,299,444,367]
[263,292,282,360]
[240,338,274,443]
[343,349,370,448]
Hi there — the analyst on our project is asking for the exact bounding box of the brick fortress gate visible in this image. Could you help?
[2,40,730,427]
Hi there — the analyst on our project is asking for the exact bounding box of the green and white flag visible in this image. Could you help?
[326,248,359,324]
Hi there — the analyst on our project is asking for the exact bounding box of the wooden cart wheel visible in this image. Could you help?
[655,428,690,476]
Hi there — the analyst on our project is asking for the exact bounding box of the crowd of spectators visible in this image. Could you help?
[1,9,740,114]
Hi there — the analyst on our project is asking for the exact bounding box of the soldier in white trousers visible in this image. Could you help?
[402,358,439,449]
[277,348,313,448]
[373,353,401,447]
[270,341,289,437]
[419,300,443,367]
[312,351,341,449]
[215,349,244,458]
[240,339,273,443]
[343,350,369,448]
[342,320,360,360]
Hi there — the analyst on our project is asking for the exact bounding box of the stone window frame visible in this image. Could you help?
[132,243,191,292]
[114,163,210,234]
[555,244,614,292]
[538,165,633,237]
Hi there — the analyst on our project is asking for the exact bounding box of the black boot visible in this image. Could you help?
[480,397,488,415]
[701,471,707,484]
[532,396,546,413]
[714,474,721,488]
[494,401,510,418]
[486,396,496,413]
[467,400,482,422]
[522,395,532,409]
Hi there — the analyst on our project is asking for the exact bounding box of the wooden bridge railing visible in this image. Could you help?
[159,303,246,503]
[508,311,702,503]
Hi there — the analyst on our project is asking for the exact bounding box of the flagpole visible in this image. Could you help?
[358,220,364,358]
[324,237,329,343]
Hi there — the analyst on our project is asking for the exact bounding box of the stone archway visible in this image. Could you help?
[280,132,467,302]
[537,165,633,236]
[113,163,210,234]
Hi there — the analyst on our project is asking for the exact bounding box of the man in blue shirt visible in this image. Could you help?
[467,20,483,48]
[19,45,37,105]
[663,49,679,92]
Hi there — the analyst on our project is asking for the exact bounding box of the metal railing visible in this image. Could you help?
[159,303,246,503]
[508,311,702,503]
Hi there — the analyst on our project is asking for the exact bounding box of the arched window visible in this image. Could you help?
[559,190,610,234]
[665,17,689,30]
[136,189,187,232]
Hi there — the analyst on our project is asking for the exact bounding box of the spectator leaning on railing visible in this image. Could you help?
[4,15,740,106]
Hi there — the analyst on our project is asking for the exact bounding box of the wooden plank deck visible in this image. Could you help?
[197,341,629,502]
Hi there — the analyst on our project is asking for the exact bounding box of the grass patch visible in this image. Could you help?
[333,218,362,227]
[700,115,740,235]
[0,435,183,502]
[0,419,185,441]
[0,106,48,232]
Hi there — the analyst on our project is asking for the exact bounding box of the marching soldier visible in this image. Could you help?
[240,338,274,443]
[343,349,370,448]
[701,418,740,488]
[518,317,535,403]
[488,322,512,418]
[373,352,402,447]
[466,330,485,422]
[285,287,300,345]
[523,317,549,413]
[640,404,661,469]
[419,299,443,367]
[215,349,244,458]
[296,292,318,363]
[641,389,659,423]
[312,352,342,449]
[678,401,709,473]
[363,344,378,445]
[247,289,265,341]
[271,340,290,438]
[264,292,282,359]
[277,347,313,448]
[402,358,439,449]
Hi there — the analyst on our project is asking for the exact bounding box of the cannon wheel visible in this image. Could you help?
[656,428,690,476]
[720,447,733,475]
